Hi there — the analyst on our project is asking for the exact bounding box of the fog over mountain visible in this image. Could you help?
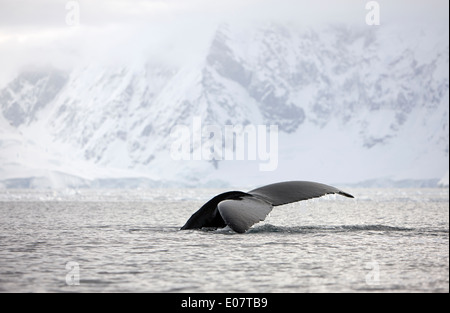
[0,1,448,188]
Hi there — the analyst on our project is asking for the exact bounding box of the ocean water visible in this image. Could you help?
[0,188,448,293]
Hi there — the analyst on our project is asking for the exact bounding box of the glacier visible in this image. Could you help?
[0,22,448,188]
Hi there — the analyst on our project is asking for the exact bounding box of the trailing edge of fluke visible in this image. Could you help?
[180,181,355,233]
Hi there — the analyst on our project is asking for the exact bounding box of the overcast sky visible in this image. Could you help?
[0,0,448,28]
[0,0,448,85]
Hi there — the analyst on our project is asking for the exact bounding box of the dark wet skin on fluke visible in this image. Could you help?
[181,181,354,233]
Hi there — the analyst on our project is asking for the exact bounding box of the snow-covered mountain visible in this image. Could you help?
[0,22,448,188]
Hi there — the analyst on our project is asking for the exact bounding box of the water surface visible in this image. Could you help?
[0,188,448,292]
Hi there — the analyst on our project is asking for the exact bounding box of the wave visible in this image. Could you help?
[125,225,448,236]
[246,224,446,234]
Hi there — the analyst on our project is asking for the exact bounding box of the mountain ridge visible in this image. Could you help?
[0,22,448,188]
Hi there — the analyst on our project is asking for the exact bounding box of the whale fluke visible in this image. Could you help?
[249,181,354,206]
[181,181,354,233]
[218,197,273,233]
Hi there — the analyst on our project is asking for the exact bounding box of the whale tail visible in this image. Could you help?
[181,181,354,233]
[249,181,354,206]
